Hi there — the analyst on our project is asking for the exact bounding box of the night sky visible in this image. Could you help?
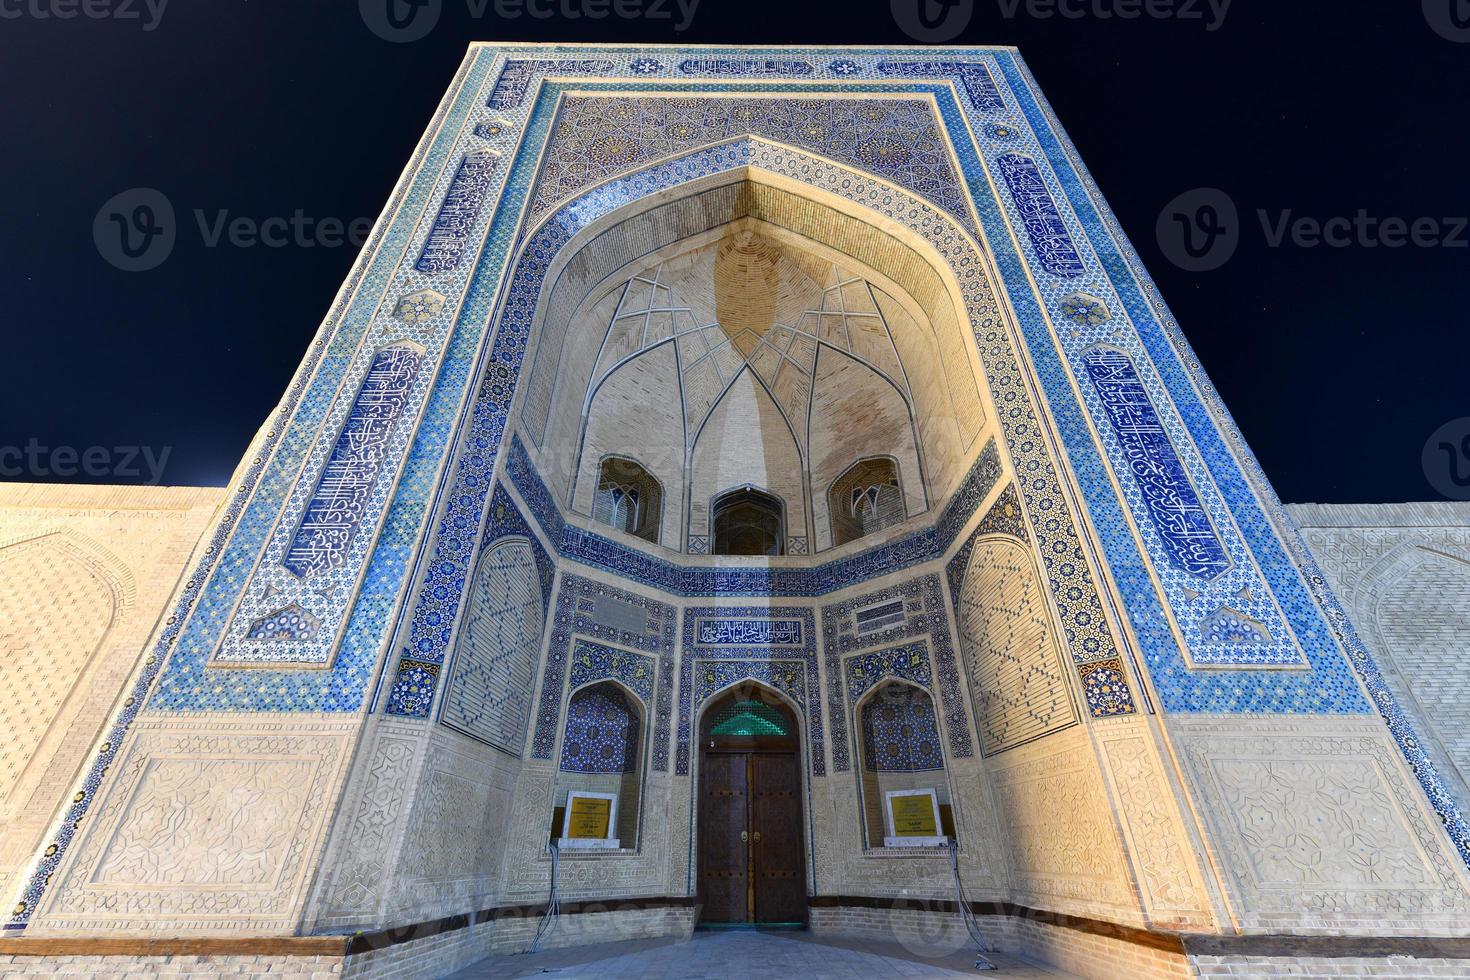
[2,2,1466,502]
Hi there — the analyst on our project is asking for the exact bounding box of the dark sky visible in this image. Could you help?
[1,2,1466,502]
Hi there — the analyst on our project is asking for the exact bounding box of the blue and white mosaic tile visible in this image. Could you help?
[678,606,821,777]
[529,574,676,771]
[821,576,972,771]
[860,681,946,773]
[21,51,1465,932]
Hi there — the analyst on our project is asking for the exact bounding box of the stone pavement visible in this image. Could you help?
[448,927,1079,979]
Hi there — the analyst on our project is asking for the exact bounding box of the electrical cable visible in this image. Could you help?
[528,840,560,953]
[947,839,997,971]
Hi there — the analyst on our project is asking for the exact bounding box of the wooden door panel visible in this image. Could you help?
[751,753,806,924]
[698,752,749,922]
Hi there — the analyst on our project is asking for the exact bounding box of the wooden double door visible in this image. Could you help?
[697,749,806,925]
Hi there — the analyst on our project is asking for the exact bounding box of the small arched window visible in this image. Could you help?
[829,458,904,546]
[711,487,785,556]
[592,457,662,543]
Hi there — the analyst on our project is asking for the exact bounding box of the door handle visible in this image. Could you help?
[741,830,748,843]
[753,831,761,844]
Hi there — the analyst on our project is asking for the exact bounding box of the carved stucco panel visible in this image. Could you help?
[984,730,1137,917]
[27,716,355,935]
[1172,716,1470,931]
[1095,724,1214,929]
[498,762,672,904]
[315,729,422,924]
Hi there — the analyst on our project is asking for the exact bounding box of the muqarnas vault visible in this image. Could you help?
[4,44,1470,980]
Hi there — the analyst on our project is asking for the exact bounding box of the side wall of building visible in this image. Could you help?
[1288,502,1470,819]
[0,484,224,915]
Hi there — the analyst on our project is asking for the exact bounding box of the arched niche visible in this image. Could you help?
[440,537,547,756]
[956,535,1077,757]
[513,168,991,557]
[827,456,907,548]
[854,680,955,848]
[552,679,647,848]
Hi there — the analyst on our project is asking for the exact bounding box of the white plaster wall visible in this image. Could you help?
[1287,501,1470,820]
[0,484,223,914]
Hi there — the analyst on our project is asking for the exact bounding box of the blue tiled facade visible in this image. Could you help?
[14,46,1465,929]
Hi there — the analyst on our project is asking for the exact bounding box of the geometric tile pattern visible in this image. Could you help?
[533,96,977,235]
[225,343,426,665]
[860,682,945,773]
[677,606,821,777]
[282,343,423,582]
[529,575,676,771]
[503,429,1004,599]
[387,482,552,718]
[559,683,639,775]
[7,48,511,925]
[32,52,1449,932]
[133,47,506,721]
[953,536,1080,752]
[821,576,972,772]
[439,538,545,755]
[945,481,1026,620]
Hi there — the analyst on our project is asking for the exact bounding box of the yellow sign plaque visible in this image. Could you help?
[889,793,940,837]
[565,795,612,839]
